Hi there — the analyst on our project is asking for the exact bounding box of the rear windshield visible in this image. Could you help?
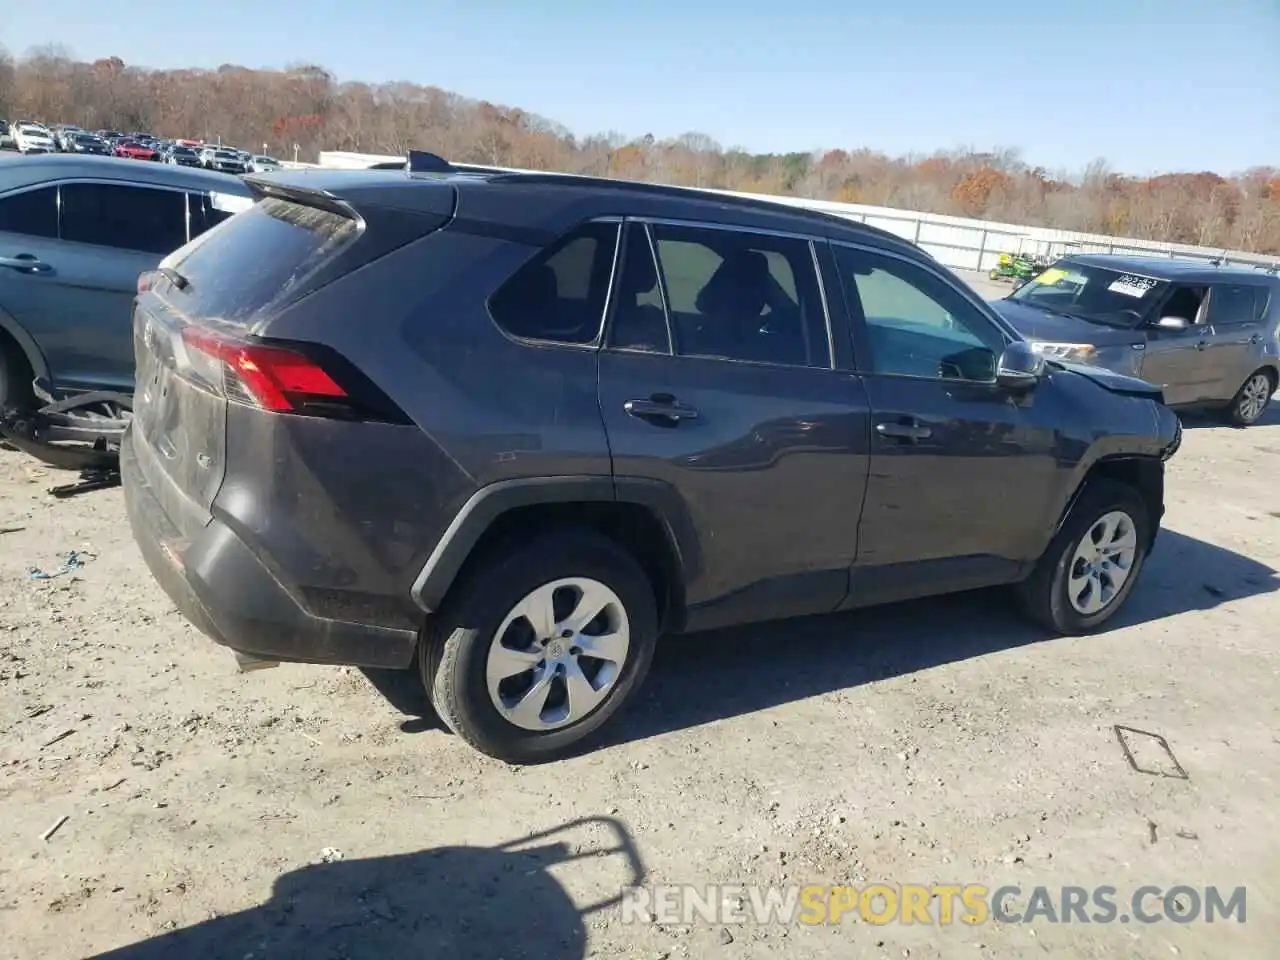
[165,197,361,326]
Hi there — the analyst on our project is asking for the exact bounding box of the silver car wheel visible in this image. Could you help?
[1237,373,1272,423]
[485,577,630,732]
[1067,510,1138,616]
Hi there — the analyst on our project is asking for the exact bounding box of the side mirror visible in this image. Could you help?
[996,341,1046,391]
[1154,315,1189,331]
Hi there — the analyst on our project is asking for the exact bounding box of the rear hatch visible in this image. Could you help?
[131,178,455,522]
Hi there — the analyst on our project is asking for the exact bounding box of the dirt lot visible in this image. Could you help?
[2,272,1279,959]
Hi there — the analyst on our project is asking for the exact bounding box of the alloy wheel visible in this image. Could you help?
[1067,510,1138,616]
[1237,373,1273,423]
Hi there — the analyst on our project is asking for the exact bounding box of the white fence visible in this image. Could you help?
[311,151,1279,275]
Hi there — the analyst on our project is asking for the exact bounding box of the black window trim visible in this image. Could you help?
[0,178,201,248]
[602,220,676,356]
[829,238,1015,385]
[485,216,624,351]
[612,215,838,373]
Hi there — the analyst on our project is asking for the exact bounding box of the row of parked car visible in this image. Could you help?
[0,120,282,174]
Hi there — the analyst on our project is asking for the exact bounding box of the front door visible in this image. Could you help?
[0,184,63,385]
[598,220,872,632]
[827,242,1062,605]
[1139,283,1211,404]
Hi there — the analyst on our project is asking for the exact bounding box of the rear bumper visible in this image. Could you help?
[121,430,418,669]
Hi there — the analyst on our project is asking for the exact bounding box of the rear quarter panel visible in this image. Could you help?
[254,227,613,598]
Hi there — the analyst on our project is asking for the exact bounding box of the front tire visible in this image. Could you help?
[1222,368,1275,427]
[421,528,659,763]
[1018,479,1151,635]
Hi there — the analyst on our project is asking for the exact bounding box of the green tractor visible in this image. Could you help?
[989,246,1044,286]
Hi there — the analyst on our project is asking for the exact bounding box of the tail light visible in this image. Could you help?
[174,325,405,423]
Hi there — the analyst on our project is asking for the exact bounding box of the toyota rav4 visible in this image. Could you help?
[121,155,1182,763]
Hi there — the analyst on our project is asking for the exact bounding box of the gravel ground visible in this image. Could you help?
[2,270,1278,959]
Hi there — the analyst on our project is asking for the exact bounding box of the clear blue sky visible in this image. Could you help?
[5,0,1278,176]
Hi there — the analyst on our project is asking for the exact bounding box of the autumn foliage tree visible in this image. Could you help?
[3,46,1279,255]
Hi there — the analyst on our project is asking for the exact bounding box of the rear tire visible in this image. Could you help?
[1222,368,1275,427]
[421,528,659,763]
[1017,479,1151,635]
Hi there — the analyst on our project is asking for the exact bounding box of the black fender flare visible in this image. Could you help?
[409,475,701,616]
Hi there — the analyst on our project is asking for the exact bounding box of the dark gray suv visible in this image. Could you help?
[121,159,1182,762]
[992,255,1279,426]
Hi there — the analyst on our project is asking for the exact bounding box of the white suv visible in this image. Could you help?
[13,123,56,154]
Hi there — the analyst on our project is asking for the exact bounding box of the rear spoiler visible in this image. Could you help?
[240,176,366,219]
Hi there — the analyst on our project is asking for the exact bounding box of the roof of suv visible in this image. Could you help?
[1065,253,1280,284]
[248,166,925,256]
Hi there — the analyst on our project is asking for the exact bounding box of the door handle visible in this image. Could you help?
[876,421,932,441]
[1194,340,1208,351]
[624,395,699,424]
[1237,334,1263,345]
[0,254,51,273]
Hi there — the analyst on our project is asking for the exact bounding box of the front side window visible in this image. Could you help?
[1010,261,1168,328]
[60,182,188,255]
[0,187,58,239]
[636,222,830,368]
[489,221,620,344]
[835,245,1005,381]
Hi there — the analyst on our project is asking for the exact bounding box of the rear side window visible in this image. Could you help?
[166,196,361,325]
[187,191,253,238]
[489,222,620,344]
[61,182,188,255]
[1205,284,1270,326]
[0,187,58,239]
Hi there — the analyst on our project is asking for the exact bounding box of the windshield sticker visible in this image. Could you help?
[1035,267,1068,286]
[1108,274,1158,298]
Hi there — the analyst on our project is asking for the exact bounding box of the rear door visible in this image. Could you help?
[1200,282,1271,401]
[597,219,872,631]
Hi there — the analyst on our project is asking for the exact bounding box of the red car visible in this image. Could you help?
[114,140,158,161]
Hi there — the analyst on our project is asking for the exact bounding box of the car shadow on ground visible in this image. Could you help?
[614,528,1276,746]
[365,528,1278,748]
[88,817,643,960]
[1179,402,1280,429]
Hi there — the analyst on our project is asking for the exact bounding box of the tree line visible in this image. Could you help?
[3,46,1278,255]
